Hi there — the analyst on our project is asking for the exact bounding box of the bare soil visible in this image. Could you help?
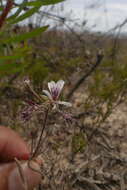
[36,103,127,190]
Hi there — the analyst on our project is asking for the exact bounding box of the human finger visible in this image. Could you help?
[0,126,29,162]
[0,159,42,190]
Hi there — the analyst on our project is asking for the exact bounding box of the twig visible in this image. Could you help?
[74,111,96,119]
[76,176,101,190]
[107,18,127,35]
[0,0,13,28]
[120,168,127,190]
[66,51,104,100]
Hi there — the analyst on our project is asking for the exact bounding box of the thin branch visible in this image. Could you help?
[108,18,127,34]
[0,0,13,28]
[66,51,104,100]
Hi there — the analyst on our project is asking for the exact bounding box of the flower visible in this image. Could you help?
[21,101,39,122]
[43,80,72,107]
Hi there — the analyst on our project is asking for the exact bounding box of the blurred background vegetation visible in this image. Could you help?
[0,0,127,131]
[1,1,127,189]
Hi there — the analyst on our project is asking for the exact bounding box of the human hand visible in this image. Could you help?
[0,126,42,190]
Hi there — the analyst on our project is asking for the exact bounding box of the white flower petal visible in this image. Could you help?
[42,90,52,100]
[48,81,56,93]
[56,80,65,98]
[57,101,72,107]
[56,80,65,92]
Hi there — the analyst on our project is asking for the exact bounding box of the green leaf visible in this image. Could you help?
[0,62,24,76]
[0,6,3,11]
[23,0,65,6]
[1,26,48,44]
[10,6,41,24]
[0,55,23,61]
[8,0,65,23]
[7,0,32,21]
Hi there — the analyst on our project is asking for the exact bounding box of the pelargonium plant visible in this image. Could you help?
[18,78,75,186]
[21,79,72,158]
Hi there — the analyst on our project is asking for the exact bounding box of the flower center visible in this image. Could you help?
[51,87,59,100]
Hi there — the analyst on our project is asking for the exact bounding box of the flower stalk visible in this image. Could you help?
[31,107,49,158]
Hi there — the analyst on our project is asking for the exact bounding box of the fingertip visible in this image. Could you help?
[18,152,30,161]
[0,126,30,161]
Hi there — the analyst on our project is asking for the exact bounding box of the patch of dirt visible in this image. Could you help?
[36,103,127,190]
